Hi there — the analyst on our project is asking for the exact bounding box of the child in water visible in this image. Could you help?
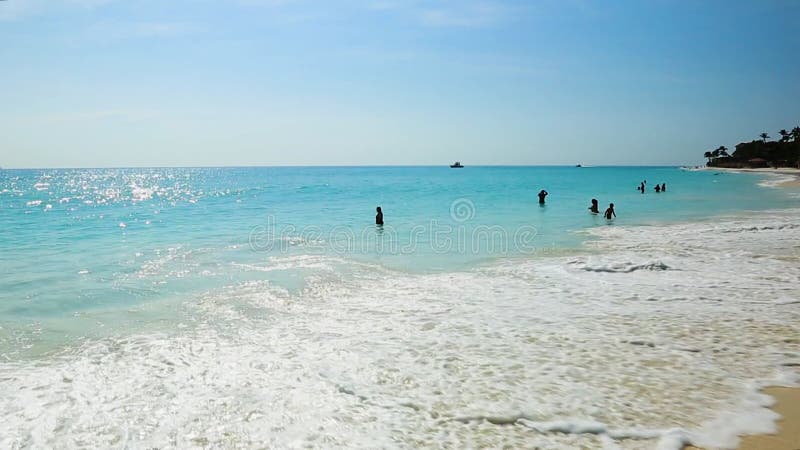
[588,198,599,214]
[604,203,616,220]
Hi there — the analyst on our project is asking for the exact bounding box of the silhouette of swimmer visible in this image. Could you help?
[375,206,384,225]
[604,203,616,220]
[589,198,599,214]
[538,190,548,204]
[655,184,661,193]
[640,182,645,193]
[661,183,666,192]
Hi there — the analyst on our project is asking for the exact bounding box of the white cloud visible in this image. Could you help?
[86,20,201,40]
[236,0,298,7]
[364,0,515,28]
[0,0,115,21]
[23,109,160,125]
[367,0,405,11]
[418,1,507,27]
[0,0,45,21]
[68,0,116,7]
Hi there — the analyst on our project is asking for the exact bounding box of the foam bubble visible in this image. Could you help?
[0,209,798,448]
[758,174,798,188]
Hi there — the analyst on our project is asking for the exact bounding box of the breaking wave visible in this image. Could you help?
[1,210,799,449]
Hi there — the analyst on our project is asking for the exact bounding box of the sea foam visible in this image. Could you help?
[0,210,798,449]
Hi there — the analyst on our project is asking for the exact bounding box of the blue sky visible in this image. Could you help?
[1,0,798,167]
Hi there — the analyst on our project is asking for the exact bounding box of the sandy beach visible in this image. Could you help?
[684,169,800,449]
[730,171,800,449]
[778,179,800,188]
[687,386,800,450]
[702,167,800,187]
[744,168,800,188]
[4,0,798,447]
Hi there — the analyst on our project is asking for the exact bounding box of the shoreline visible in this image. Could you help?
[686,167,800,449]
[2,167,799,448]
[738,387,800,450]
[687,386,800,450]
[699,166,800,187]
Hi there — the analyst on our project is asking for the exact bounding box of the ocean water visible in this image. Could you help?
[0,166,798,449]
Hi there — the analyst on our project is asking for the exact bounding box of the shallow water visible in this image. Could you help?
[0,166,792,323]
[0,166,798,448]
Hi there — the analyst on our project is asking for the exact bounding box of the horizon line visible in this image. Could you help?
[0,164,697,170]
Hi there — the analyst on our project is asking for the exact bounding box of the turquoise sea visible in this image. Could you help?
[1,166,798,449]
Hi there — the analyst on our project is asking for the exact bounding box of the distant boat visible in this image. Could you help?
[575,164,582,167]
[450,161,464,168]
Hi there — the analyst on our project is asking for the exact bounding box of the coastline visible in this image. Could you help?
[699,166,800,187]
[687,387,800,450]
[685,172,799,450]
[2,167,799,448]
[738,387,800,450]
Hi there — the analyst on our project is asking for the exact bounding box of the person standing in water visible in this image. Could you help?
[588,198,599,214]
[661,183,666,192]
[375,206,384,225]
[655,184,661,193]
[604,203,616,220]
[538,190,548,204]
[640,181,645,193]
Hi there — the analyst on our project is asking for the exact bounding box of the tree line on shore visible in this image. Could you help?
[705,126,800,168]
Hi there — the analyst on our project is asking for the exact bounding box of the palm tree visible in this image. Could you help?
[779,129,790,142]
[792,127,800,142]
[704,151,713,163]
[718,145,729,157]
[711,148,721,158]
[760,132,770,143]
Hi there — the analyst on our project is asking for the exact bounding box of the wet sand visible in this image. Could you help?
[733,168,800,187]
[686,168,800,449]
[687,386,800,450]
[776,179,800,188]
[702,167,800,187]
[733,168,800,174]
